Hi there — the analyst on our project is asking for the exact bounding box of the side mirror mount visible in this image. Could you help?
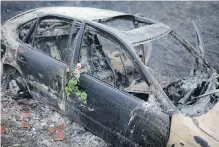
[193,21,205,58]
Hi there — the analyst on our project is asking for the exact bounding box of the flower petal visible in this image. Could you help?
[76,63,82,70]
[66,68,70,73]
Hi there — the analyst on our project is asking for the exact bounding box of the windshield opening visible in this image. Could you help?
[132,32,219,117]
[133,33,195,87]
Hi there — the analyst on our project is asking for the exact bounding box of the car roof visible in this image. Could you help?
[32,7,172,45]
[36,7,126,20]
[88,20,171,47]
[3,7,171,48]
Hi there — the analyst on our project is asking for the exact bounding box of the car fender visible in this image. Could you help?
[167,102,219,147]
[2,48,31,95]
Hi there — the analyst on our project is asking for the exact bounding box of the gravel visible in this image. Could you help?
[1,95,108,147]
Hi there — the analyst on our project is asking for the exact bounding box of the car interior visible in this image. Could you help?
[33,19,72,62]
[80,28,150,101]
[19,18,150,101]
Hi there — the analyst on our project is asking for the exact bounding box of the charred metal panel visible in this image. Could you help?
[66,74,170,147]
[88,20,171,47]
[2,47,17,65]
[16,43,66,109]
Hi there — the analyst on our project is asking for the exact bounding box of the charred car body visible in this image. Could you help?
[1,7,219,147]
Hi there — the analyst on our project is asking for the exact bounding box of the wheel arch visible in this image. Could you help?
[2,63,31,94]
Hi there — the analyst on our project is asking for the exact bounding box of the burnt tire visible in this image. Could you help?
[1,41,6,59]
[1,65,30,99]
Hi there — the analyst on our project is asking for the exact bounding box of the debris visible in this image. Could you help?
[50,112,62,123]
[49,124,66,141]
[54,131,64,141]
[53,124,66,141]
[20,107,29,112]
[1,79,108,147]
[20,112,30,120]
[9,80,20,95]
[17,99,30,105]
[58,124,66,130]
[193,89,219,99]
[21,124,29,128]
[179,86,196,104]
[41,122,48,130]
[48,127,56,134]
[0,124,7,135]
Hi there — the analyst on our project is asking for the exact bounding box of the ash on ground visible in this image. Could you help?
[1,95,109,147]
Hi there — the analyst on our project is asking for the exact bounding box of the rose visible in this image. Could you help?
[76,63,82,70]
[73,69,80,78]
[66,68,70,73]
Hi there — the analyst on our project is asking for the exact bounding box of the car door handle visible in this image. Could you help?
[18,54,27,63]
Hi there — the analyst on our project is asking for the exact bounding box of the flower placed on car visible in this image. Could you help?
[64,63,87,104]
[73,69,80,79]
[76,63,82,70]
[66,68,70,73]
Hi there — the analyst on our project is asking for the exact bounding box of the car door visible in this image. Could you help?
[66,24,170,147]
[17,15,80,111]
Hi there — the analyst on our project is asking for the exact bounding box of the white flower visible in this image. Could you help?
[74,69,80,78]
[76,63,82,70]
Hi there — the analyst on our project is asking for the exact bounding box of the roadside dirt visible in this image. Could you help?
[1,94,108,147]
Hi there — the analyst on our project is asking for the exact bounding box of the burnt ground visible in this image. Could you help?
[1,1,219,147]
[1,95,108,147]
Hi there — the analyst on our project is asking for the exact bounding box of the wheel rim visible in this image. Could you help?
[1,68,25,98]
[9,79,20,95]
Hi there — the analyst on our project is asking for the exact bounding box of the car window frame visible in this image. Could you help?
[32,15,73,63]
[21,14,82,65]
[17,18,37,42]
[76,22,149,90]
[76,22,141,67]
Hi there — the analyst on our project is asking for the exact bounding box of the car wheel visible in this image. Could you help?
[1,66,30,99]
[1,41,6,59]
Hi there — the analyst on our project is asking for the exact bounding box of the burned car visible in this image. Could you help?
[1,7,219,147]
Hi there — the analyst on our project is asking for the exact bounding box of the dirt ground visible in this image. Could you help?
[1,1,219,147]
[1,94,108,147]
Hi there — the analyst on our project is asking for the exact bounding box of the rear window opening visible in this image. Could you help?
[18,18,37,41]
[97,15,153,31]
